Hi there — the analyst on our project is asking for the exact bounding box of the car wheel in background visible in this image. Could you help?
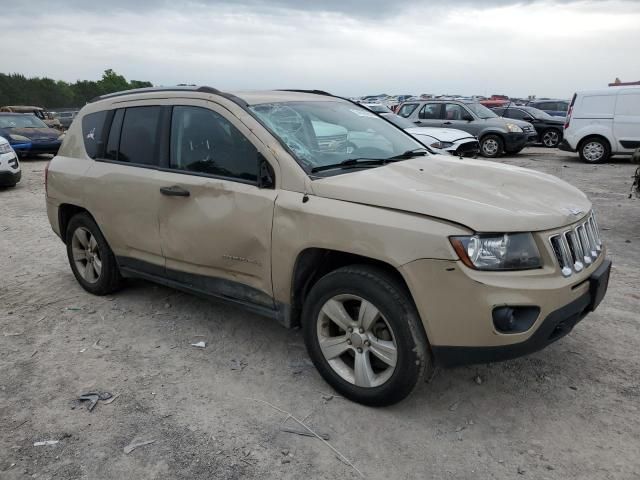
[65,212,123,295]
[542,129,561,148]
[302,265,430,406]
[480,135,503,158]
[579,136,610,163]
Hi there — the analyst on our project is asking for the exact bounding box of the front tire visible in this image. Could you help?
[480,134,503,158]
[65,213,123,295]
[302,265,429,406]
[579,136,610,163]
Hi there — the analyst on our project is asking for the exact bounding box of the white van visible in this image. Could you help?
[560,86,640,163]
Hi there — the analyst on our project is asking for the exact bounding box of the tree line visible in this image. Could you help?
[0,69,153,110]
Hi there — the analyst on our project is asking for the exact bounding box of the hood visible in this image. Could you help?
[310,155,591,232]
[405,127,475,142]
[2,127,60,139]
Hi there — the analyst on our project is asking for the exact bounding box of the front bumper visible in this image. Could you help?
[401,246,610,367]
[0,169,21,186]
[431,259,611,366]
[503,132,528,151]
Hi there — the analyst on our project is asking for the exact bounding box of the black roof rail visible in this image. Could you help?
[278,89,334,96]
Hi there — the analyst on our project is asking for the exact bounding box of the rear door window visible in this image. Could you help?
[419,103,442,119]
[81,111,108,159]
[116,106,162,165]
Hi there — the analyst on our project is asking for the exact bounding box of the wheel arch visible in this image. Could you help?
[58,204,93,244]
[288,248,413,328]
[578,133,611,152]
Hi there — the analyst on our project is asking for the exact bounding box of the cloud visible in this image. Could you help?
[0,0,639,99]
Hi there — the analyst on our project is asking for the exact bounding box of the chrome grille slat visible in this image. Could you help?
[549,212,602,277]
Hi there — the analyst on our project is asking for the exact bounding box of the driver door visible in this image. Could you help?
[156,100,278,307]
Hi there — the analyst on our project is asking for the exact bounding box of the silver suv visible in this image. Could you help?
[398,100,537,157]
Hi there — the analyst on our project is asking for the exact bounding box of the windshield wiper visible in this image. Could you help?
[311,158,389,173]
[311,149,429,174]
[386,148,428,160]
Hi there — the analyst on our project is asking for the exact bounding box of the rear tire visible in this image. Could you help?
[541,129,561,148]
[579,136,610,163]
[65,213,123,295]
[480,134,503,158]
[302,265,429,406]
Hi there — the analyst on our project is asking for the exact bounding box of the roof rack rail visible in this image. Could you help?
[278,89,334,97]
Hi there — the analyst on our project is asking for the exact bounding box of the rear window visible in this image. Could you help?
[82,111,108,159]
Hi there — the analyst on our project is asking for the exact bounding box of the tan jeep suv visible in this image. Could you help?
[45,87,611,406]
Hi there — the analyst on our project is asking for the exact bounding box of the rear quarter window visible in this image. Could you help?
[81,111,108,159]
[578,95,616,117]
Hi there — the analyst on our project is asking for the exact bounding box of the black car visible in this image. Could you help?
[492,105,565,148]
[0,113,63,156]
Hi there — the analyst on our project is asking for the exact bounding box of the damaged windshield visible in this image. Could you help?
[249,101,427,174]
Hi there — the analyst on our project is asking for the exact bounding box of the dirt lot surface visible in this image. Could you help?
[1,147,639,480]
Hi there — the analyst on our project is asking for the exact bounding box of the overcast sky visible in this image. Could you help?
[1,0,639,98]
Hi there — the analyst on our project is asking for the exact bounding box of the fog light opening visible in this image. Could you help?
[492,306,540,334]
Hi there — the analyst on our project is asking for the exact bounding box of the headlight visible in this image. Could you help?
[430,141,454,149]
[449,233,542,270]
[57,133,66,141]
[505,123,523,133]
[9,134,30,143]
[0,143,13,154]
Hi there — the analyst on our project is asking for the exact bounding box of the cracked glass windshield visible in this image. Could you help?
[249,101,426,173]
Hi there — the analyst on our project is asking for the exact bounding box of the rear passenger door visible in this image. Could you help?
[155,101,278,307]
[83,104,166,272]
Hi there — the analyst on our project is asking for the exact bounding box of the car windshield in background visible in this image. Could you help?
[249,101,425,173]
[524,107,555,120]
[382,113,415,129]
[465,102,498,119]
[0,114,49,129]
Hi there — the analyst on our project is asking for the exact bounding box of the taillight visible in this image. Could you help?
[45,161,50,196]
[564,93,576,130]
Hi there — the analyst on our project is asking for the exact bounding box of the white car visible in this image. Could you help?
[560,85,640,163]
[381,113,479,157]
[0,136,21,187]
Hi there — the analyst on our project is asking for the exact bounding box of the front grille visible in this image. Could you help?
[549,212,602,277]
[455,140,480,157]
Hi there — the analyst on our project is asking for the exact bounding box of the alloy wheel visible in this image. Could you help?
[316,294,397,388]
[71,227,102,283]
[583,141,605,162]
[543,130,560,147]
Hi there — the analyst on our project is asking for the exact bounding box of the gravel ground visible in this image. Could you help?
[1,147,639,480]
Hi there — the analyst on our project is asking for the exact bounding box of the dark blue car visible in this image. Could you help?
[0,113,62,156]
[526,99,570,118]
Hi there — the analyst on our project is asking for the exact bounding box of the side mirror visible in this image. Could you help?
[526,117,537,123]
[258,153,275,189]
[462,114,474,122]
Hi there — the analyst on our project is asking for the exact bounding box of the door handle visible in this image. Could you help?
[160,185,190,197]
[443,121,452,125]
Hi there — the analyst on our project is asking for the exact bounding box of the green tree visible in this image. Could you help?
[0,69,154,109]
